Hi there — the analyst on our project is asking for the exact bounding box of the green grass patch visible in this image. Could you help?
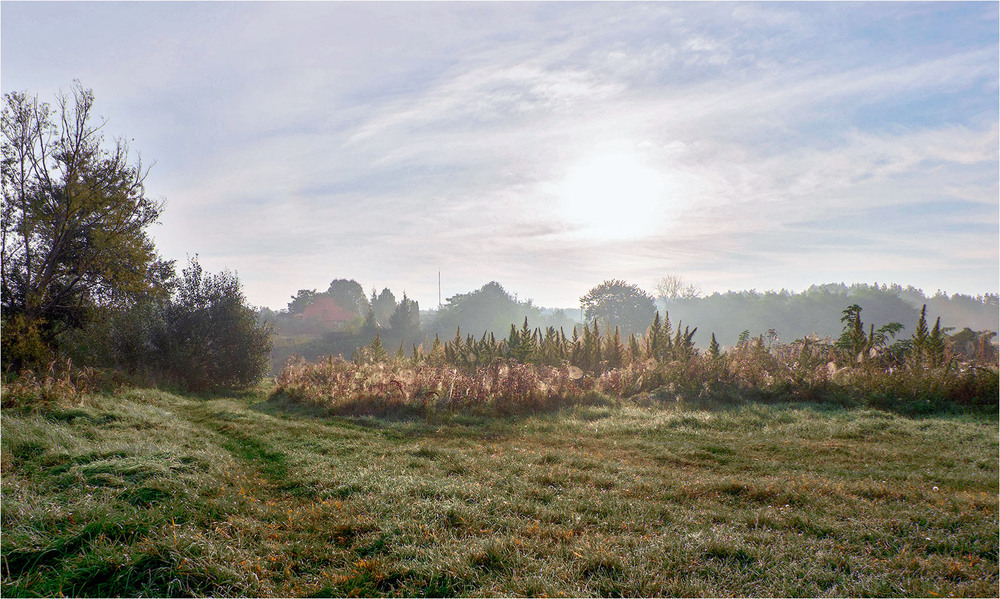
[3,387,997,597]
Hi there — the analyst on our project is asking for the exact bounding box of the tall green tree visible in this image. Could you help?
[2,84,164,368]
[370,287,397,327]
[388,292,420,342]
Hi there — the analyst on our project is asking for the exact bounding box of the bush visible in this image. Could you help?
[159,258,272,389]
[58,258,272,391]
[1,315,53,374]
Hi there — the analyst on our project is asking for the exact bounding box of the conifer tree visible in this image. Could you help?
[506,323,520,361]
[429,333,446,367]
[367,333,387,363]
[928,317,946,367]
[628,333,641,365]
[510,317,535,363]
[590,318,604,372]
[605,325,624,369]
[647,312,663,361]
[837,304,867,359]
[445,328,464,365]
[912,304,929,365]
[709,332,721,359]
[570,326,583,368]
[674,325,698,360]
[581,321,599,371]
[539,326,561,366]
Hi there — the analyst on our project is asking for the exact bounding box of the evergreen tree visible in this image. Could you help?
[709,333,721,359]
[647,312,663,361]
[570,326,583,368]
[428,334,446,367]
[605,326,624,369]
[581,322,596,371]
[912,304,929,364]
[628,333,642,365]
[388,292,421,341]
[928,317,947,367]
[514,317,535,363]
[837,304,867,359]
[591,319,603,371]
[371,287,397,326]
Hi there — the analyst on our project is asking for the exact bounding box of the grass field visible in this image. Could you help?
[2,386,997,597]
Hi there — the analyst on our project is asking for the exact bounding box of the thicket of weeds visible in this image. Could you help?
[275,345,998,419]
[274,305,997,418]
[2,385,997,597]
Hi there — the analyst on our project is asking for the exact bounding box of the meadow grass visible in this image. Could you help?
[2,386,997,597]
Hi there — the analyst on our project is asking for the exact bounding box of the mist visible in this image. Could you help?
[262,277,998,373]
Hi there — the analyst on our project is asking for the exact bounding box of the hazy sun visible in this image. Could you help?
[556,146,668,239]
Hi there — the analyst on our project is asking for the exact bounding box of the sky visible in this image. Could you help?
[3,1,998,311]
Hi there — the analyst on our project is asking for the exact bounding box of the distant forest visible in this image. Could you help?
[261,280,998,373]
[658,283,998,348]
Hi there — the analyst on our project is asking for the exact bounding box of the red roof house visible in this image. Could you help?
[297,295,357,330]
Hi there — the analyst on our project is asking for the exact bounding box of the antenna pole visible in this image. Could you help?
[438,270,442,308]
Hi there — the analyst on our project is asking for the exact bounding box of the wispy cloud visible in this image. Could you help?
[3,1,995,308]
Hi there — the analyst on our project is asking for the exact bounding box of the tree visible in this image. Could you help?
[837,304,867,358]
[2,84,164,364]
[655,274,702,301]
[708,333,721,359]
[432,281,529,338]
[388,292,420,341]
[911,304,930,363]
[163,257,272,389]
[580,279,656,337]
[355,333,387,364]
[287,289,317,314]
[836,303,904,365]
[60,256,271,389]
[604,326,624,369]
[371,287,396,326]
[326,279,368,315]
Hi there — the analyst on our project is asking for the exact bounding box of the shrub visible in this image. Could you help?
[1,314,53,374]
[159,258,272,390]
[56,257,272,391]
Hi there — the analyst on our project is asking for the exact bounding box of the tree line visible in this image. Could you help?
[659,282,998,349]
[266,274,997,374]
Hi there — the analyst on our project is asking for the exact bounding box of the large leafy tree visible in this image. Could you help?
[287,289,317,314]
[326,278,368,315]
[432,281,534,338]
[2,83,163,350]
[580,279,656,337]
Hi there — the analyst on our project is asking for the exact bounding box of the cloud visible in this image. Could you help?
[4,1,995,309]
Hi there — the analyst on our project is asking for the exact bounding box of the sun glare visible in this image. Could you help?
[556,147,669,240]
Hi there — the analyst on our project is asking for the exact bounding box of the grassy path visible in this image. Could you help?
[2,387,997,596]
